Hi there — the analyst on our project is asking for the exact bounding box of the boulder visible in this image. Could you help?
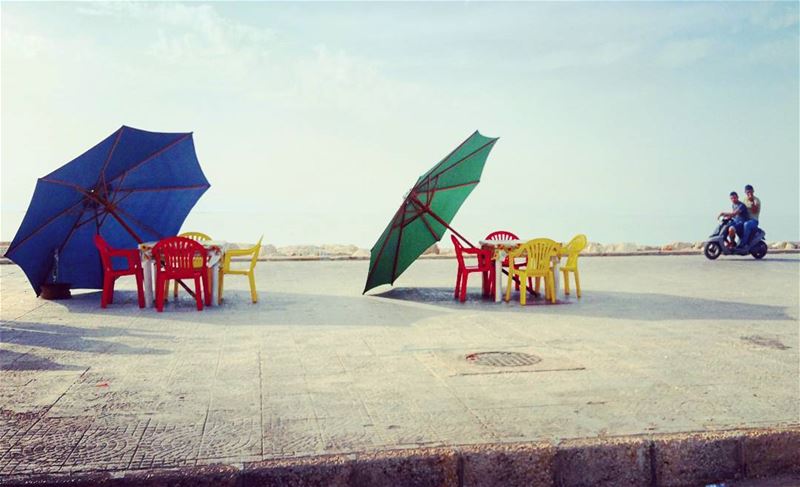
[422,244,440,255]
[438,246,456,256]
[661,241,692,251]
[277,245,321,257]
[607,242,638,253]
[584,242,605,254]
[351,248,371,259]
[769,241,797,250]
[260,244,279,257]
[321,244,359,256]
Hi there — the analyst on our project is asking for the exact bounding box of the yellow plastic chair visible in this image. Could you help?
[505,238,560,305]
[173,232,212,299]
[560,234,587,298]
[219,236,263,304]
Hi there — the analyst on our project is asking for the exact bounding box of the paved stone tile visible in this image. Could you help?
[0,416,93,474]
[128,420,204,469]
[264,417,326,457]
[61,416,149,470]
[198,414,262,461]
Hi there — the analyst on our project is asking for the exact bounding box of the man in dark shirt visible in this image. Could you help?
[718,191,750,247]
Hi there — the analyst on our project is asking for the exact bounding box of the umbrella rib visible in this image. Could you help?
[417,211,442,241]
[56,202,96,254]
[108,133,192,186]
[407,198,440,240]
[364,204,406,290]
[40,177,87,191]
[390,212,405,284]
[97,127,124,196]
[423,138,498,184]
[4,199,86,255]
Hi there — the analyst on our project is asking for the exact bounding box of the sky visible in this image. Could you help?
[1,1,798,248]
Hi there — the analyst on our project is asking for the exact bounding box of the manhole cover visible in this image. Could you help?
[465,351,541,367]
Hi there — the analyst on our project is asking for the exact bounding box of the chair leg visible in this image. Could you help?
[505,272,514,302]
[459,273,468,302]
[454,269,461,299]
[194,277,204,311]
[136,270,145,308]
[173,280,179,299]
[520,274,527,306]
[155,276,164,312]
[574,269,581,298]
[101,276,111,308]
[108,278,115,304]
[218,272,225,305]
[562,270,570,295]
[549,274,556,304]
[248,272,258,303]
[203,271,211,306]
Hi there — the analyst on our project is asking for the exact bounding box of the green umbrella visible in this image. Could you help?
[364,130,499,293]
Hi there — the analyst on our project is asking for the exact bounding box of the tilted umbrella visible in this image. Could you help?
[364,130,499,293]
[4,125,210,295]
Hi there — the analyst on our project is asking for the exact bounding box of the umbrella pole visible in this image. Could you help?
[106,209,143,244]
[83,190,143,243]
[424,209,476,248]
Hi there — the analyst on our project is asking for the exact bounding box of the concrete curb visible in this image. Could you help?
[2,427,797,486]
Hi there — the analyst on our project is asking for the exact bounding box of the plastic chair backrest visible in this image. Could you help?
[247,236,264,271]
[94,234,113,270]
[152,237,207,272]
[564,234,588,267]
[485,230,519,241]
[179,231,212,242]
[513,238,559,272]
[451,235,467,267]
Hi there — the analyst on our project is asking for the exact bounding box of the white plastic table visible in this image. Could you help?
[138,240,229,307]
[478,240,561,303]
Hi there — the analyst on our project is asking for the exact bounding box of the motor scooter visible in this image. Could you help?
[703,217,767,260]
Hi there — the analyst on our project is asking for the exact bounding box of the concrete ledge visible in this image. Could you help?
[2,427,797,487]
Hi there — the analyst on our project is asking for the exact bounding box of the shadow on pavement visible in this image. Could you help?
[50,290,446,327]
[376,287,794,321]
[0,349,85,371]
[0,321,171,355]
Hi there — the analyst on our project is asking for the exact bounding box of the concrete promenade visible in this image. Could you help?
[1,255,798,485]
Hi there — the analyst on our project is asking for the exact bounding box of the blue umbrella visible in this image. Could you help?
[4,126,210,295]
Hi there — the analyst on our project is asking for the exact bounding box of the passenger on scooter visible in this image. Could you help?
[718,191,750,247]
[741,184,761,248]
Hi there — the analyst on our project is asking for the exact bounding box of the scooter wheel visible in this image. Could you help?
[704,242,721,260]
[751,241,768,260]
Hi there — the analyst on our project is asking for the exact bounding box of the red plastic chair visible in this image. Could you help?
[485,230,528,290]
[93,234,145,309]
[452,235,495,302]
[152,237,210,312]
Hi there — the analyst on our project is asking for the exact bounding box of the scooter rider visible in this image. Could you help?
[742,184,761,248]
[718,191,750,247]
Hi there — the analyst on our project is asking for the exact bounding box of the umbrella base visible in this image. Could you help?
[40,283,72,300]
